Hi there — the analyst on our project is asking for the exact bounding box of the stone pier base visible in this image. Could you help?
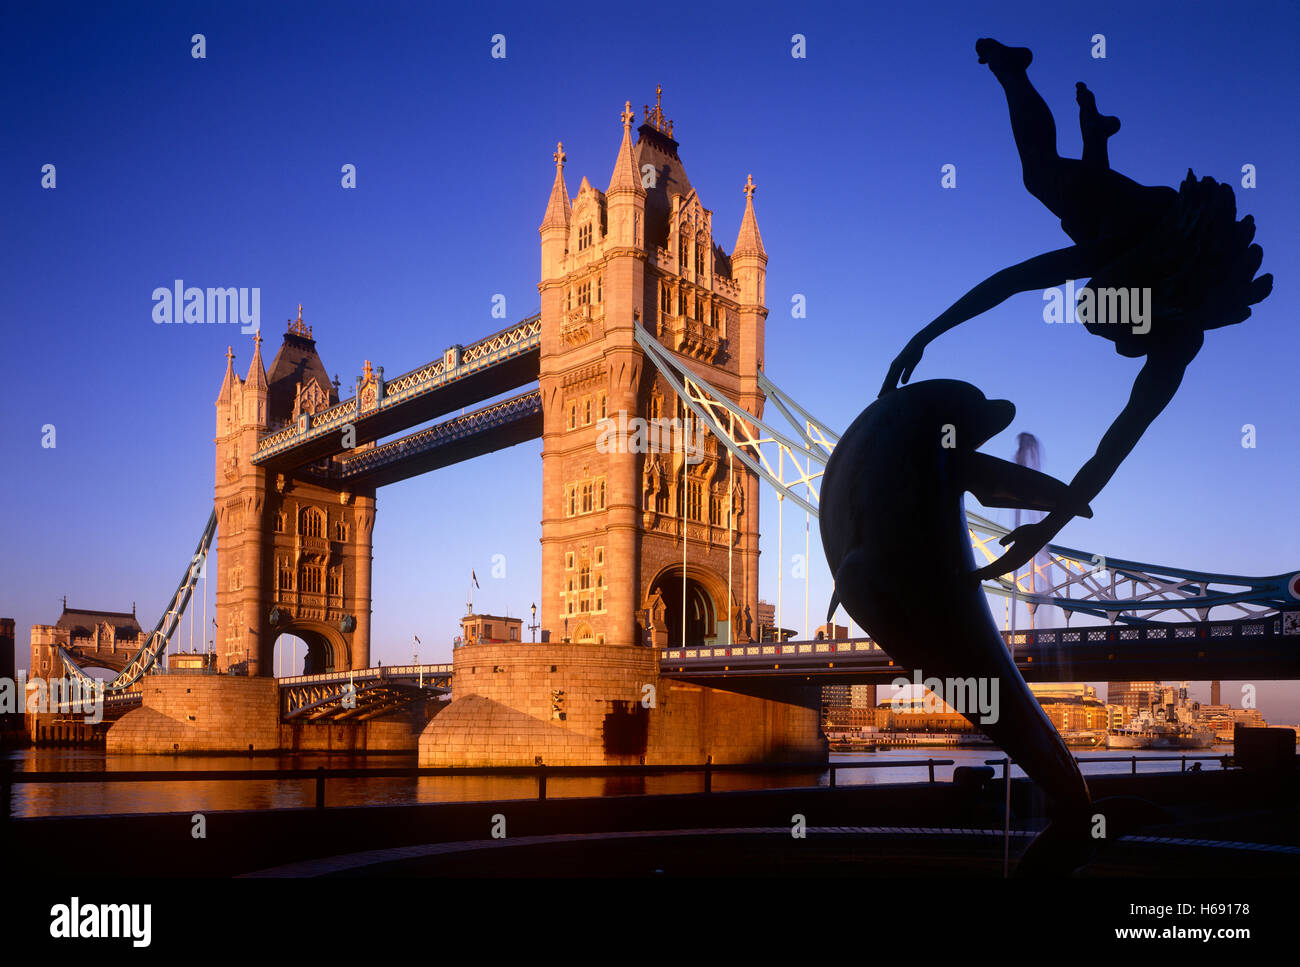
[105,674,431,754]
[107,675,281,754]
[418,642,828,767]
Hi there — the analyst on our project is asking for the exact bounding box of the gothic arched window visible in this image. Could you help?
[300,507,324,538]
[300,564,323,594]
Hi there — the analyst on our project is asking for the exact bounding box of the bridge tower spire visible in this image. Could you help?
[535,89,766,652]
[420,93,823,771]
[214,331,271,675]
[540,141,571,281]
[213,316,375,679]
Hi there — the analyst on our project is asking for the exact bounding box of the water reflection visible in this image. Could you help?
[5,746,1229,819]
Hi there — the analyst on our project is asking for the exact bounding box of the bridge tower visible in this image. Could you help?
[421,91,824,767]
[213,310,376,677]
[538,91,766,651]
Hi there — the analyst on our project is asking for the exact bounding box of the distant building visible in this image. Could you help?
[885,706,976,733]
[821,683,878,727]
[824,701,976,735]
[457,613,522,648]
[850,684,876,709]
[170,652,217,671]
[29,603,147,681]
[821,685,852,711]
[882,688,959,712]
[755,601,794,641]
[823,706,875,731]
[1029,683,1125,734]
[1030,683,1097,701]
[0,618,16,731]
[1039,702,1115,732]
[1107,681,1160,713]
[815,623,847,640]
[0,617,14,684]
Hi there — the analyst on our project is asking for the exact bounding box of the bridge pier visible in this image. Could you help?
[106,673,434,754]
[418,642,827,767]
[107,675,281,754]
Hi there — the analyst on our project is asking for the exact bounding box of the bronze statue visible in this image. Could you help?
[880,38,1272,578]
[823,380,1093,826]
[824,39,1266,872]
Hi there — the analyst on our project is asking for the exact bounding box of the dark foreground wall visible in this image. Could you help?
[5,767,1295,877]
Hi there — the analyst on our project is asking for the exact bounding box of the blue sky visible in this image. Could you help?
[1,1,1296,717]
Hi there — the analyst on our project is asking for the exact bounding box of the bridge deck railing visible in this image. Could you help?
[662,614,1290,664]
[252,315,542,463]
[278,664,453,686]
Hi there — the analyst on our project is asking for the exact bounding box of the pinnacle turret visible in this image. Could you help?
[245,330,268,391]
[733,174,766,258]
[540,141,571,232]
[607,101,644,197]
[216,345,236,404]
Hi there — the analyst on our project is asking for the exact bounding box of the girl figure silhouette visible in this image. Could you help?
[881,39,1273,580]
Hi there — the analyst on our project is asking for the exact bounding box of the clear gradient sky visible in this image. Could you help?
[2,2,1296,717]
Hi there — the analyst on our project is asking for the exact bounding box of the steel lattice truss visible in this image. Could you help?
[281,665,452,721]
[253,315,542,462]
[338,389,541,480]
[634,324,838,516]
[968,510,1297,623]
[636,323,1297,622]
[61,509,217,693]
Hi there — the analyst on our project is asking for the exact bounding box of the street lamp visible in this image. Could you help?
[529,602,538,643]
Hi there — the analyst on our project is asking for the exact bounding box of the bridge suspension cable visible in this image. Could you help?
[635,322,1297,624]
[634,323,835,517]
[60,509,217,692]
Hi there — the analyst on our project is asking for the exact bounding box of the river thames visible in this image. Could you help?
[5,746,1231,818]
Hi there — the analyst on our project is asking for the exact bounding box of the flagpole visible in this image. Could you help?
[681,418,688,650]
[727,412,734,647]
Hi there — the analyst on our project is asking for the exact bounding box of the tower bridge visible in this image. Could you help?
[71,89,1298,764]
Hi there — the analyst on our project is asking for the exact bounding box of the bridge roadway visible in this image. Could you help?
[61,613,1296,717]
[335,390,541,489]
[251,316,541,473]
[659,613,1299,693]
[53,664,454,719]
[279,664,452,721]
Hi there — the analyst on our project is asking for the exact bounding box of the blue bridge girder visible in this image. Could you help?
[47,689,143,718]
[279,664,452,721]
[251,316,541,472]
[335,390,542,489]
[659,613,1300,691]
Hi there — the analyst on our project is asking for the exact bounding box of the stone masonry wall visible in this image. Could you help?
[419,641,826,766]
[106,675,280,754]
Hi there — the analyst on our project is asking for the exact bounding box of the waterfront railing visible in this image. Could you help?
[0,753,1236,819]
[3,758,957,816]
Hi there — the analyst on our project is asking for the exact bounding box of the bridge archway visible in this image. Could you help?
[646,564,732,648]
[267,620,350,676]
[62,653,126,680]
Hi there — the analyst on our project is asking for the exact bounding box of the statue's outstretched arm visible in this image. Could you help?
[971,334,1202,580]
[880,245,1094,396]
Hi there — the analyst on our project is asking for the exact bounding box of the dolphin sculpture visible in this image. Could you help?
[821,379,1101,868]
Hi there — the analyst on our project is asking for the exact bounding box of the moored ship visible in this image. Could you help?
[1108,682,1216,749]
[1107,715,1216,750]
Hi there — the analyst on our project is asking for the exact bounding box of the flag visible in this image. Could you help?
[472,570,480,589]
[414,635,421,644]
